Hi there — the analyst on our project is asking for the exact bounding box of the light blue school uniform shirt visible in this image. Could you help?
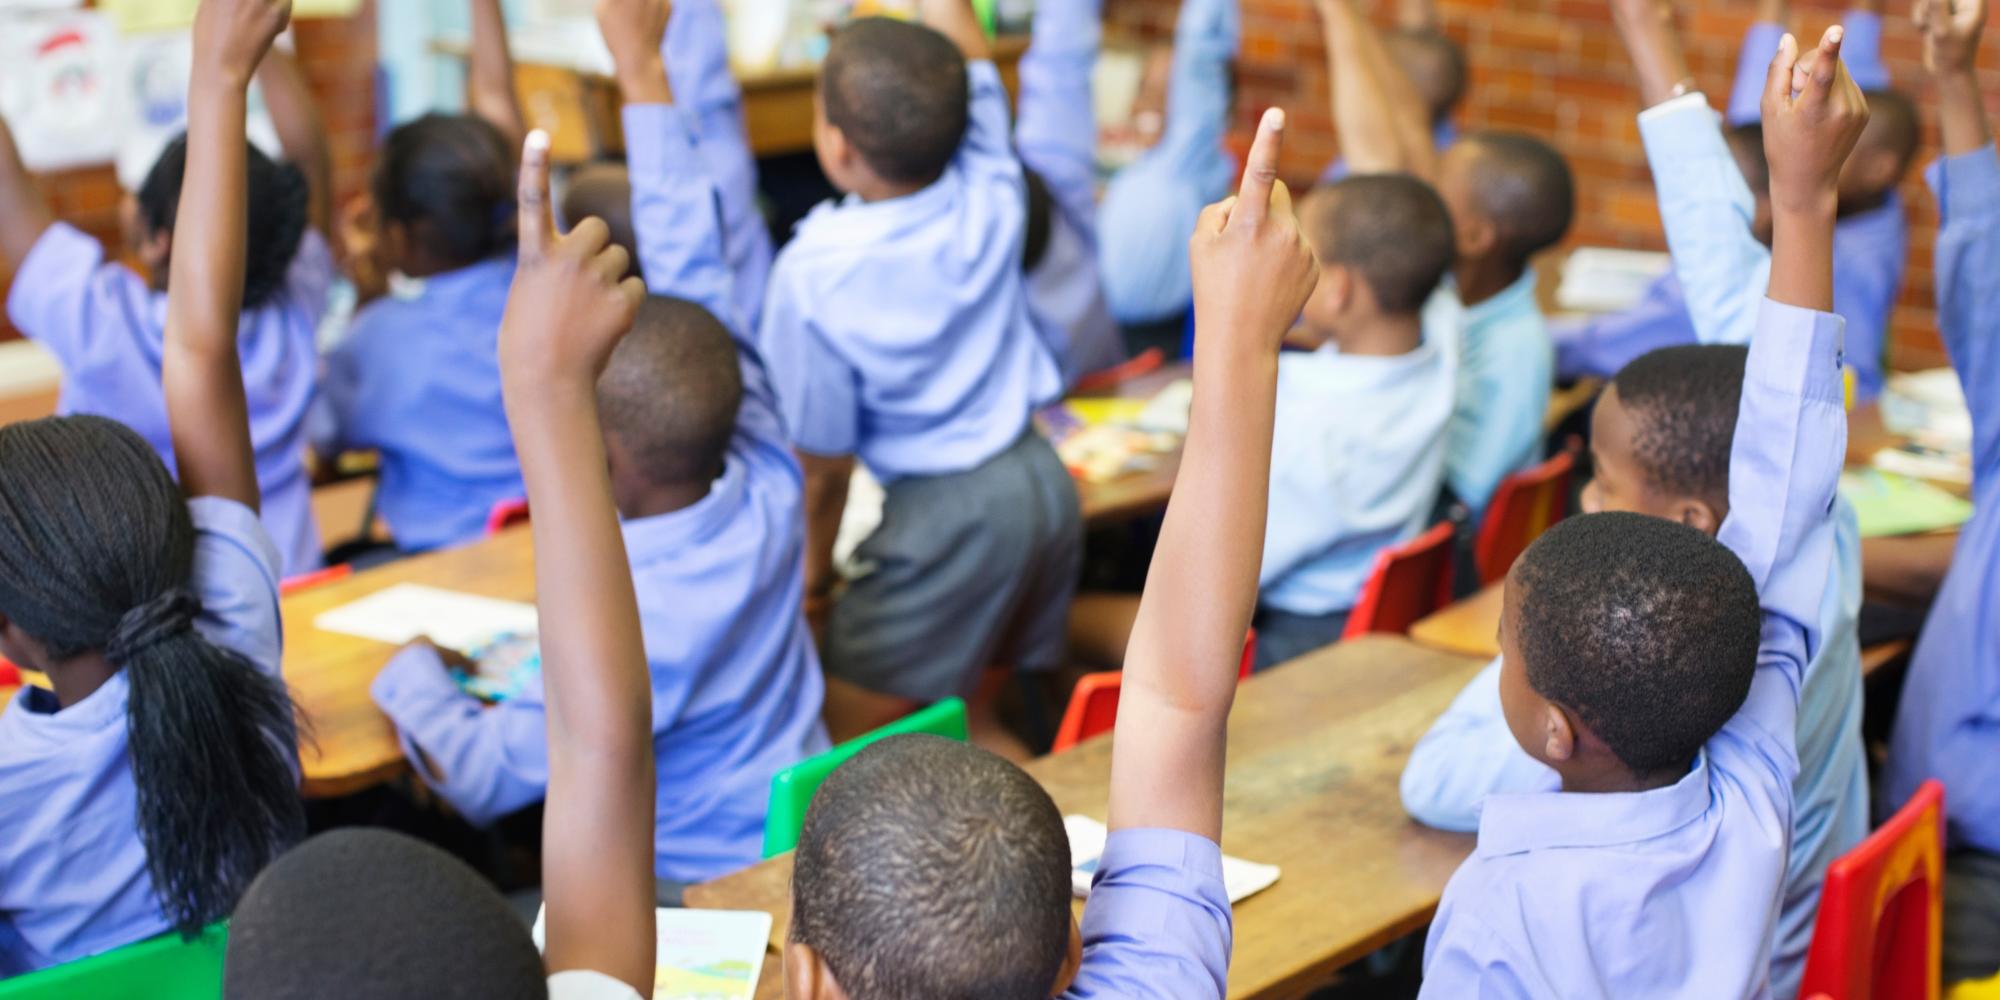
[0,498,287,975]
[315,254,522,552]
[6,225,331,577]
[1060,828,1233,998]
[1401,500,1867,998]
[1016,0,1125,385]
[1259,343,1452,615]
[1886,146,2000,855]
[662,0,773,331]
[757,60,1061,480]
[1419,299,1848,999]
[371,105,829,883]
[1424,271,1552,514]
[1096,0,1238,326]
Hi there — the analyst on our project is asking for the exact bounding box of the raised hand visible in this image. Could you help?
[193,0,292,89]
[498,130,646,391]
[1189,109,1320,357]
[1917,0,1986,76]
[1762,27,1870,216]
[596,0,674,103]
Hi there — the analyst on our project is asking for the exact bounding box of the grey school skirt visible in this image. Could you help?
[824,429,1082,703]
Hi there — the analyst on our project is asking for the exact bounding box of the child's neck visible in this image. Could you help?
[1329,314,1424,357]
[844,176,929,204]
[618,475,719,522]
[48,653,117,710]
[1556,756,1687,795]
[1453,255,1526,308]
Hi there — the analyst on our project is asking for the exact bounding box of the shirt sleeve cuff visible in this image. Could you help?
[4,222,102,330]
[1753,299,1848,405]
[370,643,476,723]
[1928,145,2000,224]
[1637,92,1723,153]
[621,104,701,181]
[1097,827,1226,885]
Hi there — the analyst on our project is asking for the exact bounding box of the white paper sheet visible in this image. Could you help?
[313,583,539,649]
[1065,814,1280,904]
[534,907,772,1000]
[0,11,120,171]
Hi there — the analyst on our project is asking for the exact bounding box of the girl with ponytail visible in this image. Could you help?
[0,0,303,975]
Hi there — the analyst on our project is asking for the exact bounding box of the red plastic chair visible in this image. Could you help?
[485,498,530,535]
[1473,451,1575,586]
[1073,347,1166,394]
[1798,779,1946,1000]
[0,659,19,688]
[1342,522,1457,640]
[279,563,354,596]
[1049,630,1257,753]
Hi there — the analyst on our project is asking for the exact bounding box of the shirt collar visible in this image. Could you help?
[416,255,515,304]
[1474,750,1712,858]
[797,168,961,248]
[618,451,748,556]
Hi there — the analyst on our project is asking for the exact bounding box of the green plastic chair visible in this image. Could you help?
[762,698,969,857]
[0,923,227,1000]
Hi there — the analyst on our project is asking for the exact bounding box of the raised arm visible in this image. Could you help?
[255,47,332,236]
[1397,0,1439,30]
[499,131,653,994]
[0,116,55,267]
[1318,0,1436,178]
[1730,0,1889,125]
[165,0,291,512]
[1109,111,1318,838]
[662,0,774,328]
[1015,0,1103,231]
[468,0,526,148]
[1918,0,2000,475]
[920,0,992,63]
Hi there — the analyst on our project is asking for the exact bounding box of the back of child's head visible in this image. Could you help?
[0,415,304,935]
[1852,88,1920,193]
[371,113,517,271]
[1304,174,1456,314]
[791,734,1072,1000]
[1606,344,1749,516]
[821,17,970,187]
[1022,167,1055,272]
[1386,28,1467,127]
[560,161,640,280]
[597,295,744,488]
[1452,131,1575,267]
[1512,511,1761,780]
[224,828,546,999]
[137,134,308,309]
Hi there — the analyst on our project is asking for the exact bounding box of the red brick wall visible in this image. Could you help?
[0,3,378,342]
[1107,0,2000,372]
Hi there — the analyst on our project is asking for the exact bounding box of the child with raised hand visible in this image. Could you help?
[370,0,832,890]
[0,0,304,973]
[783,108,1316,1000]
[1885,0,2000,982]
[0,12,335,577]
[1415,29,1863,997]
[313,0,530,555]
[759,0,1077,753]
[223,130,659,1000]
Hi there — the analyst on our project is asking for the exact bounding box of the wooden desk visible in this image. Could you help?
[1407,583,1503,661]
[283,529,537,797]
[1071,362,1189,527]
[686,635,1484,1000]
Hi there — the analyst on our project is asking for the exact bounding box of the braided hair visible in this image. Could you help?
[0,416,304,935]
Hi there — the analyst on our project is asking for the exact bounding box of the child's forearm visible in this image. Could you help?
[798,455,852,600]
[257,49,332,235]
[1769,203,1837,312]
[1938,68,1992,158]
[468,0,526,145]
[1323,0,1433,176]
[919,0,992,62]
[0,114,55,267]
[1611,0,1696,109]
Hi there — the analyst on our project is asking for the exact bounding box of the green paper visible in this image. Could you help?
[1838,469,1973,538]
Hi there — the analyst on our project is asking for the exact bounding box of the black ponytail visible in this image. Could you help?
[0,416,304,936]
[371,113,518,271]
[136,135,310,310]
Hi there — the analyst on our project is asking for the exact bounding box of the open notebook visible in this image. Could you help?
[1065,815,1280,904]
[533,907,771,1000]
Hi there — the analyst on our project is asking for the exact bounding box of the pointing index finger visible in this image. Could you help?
[518,129,555,259]
[1231,108,1287,229]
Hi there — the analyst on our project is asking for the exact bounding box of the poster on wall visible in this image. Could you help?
[0,11,120,171]
[113,29,283,190]
[96,0,361,34]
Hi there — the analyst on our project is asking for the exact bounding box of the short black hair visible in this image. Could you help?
[1463,131,1575,265]
[1022,167,1055,273]
[1610,344,1748,514]
[1306,174,1456,313]
[597,296,744,487]
[137,134,308,309]
[560,160,640,281]
[791,734,1072,1000]
[1725,123,1770,196]
[1860,88,1921,178]
[223,829,546,999]
[822,18,970,187]
[1386,28,1467,126]
[1513,512,1761,779]
[372,113,517,270]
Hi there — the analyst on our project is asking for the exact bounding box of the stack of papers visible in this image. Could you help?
[1064,815,1280,904]
[534,907,771,1000]
[1555,248,1672,314]
[1838,469,1974,538]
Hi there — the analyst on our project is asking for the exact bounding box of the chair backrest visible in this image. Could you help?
[0,659,18,688]
[1798,779,1946,1000]
[1049,631,1257,754]
[1343,522,1457,640]
[485,498,531,536]
[278,563,354,596]
[0,923,227,1000]
[1473,451,1575,586]
[762,698,969,857]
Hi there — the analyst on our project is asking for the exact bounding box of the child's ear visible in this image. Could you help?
[1674,498,1721,537]
[1455,212,1497,260]
[1542,703,1576,764]
[1046,916,1083,998]
[140,227,173,272]
[1852,144,1903,195]
[783,941,848,1000]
